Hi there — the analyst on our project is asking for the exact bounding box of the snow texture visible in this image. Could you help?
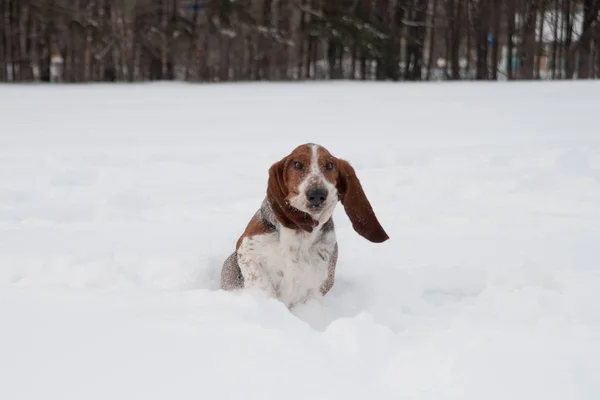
[1,81,600,400]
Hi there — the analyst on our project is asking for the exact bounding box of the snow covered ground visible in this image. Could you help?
[1,81,600,399]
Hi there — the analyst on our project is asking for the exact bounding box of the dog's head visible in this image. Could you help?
[266,143,389,243]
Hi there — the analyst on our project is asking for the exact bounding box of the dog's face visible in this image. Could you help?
[281,144,340,220]
[267,143,389,243]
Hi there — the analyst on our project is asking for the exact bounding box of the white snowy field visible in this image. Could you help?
[1,81,600,399]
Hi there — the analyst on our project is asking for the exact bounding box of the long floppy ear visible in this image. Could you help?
[267,157,289,205]
[336,159,389,243]
[266,157,317,232]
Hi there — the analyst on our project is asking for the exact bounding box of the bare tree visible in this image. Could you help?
[0,0,598,83]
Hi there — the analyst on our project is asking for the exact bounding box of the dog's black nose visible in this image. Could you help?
[306,187,328,207]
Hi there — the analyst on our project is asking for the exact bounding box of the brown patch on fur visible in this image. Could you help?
[282,144,313,198]
[236,213,275,250]
[266,144,319,232]
[316,146,339,186]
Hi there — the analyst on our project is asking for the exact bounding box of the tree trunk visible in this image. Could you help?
[219,36,230,81]
[288,0,302,80]
[305,30,313,79]
[350,40,357,79]
[517,2,537,80]
[575,0,599,79]
[360,52,366,80]
[3,0,13,81]
[596,26,600,77]
[490,0,501,79]
[535,5,544,79]
[551,0,559,79]
[425,0,438,80]
[185,0,200,81]
[408,0,427,80]
[10,0,20,82]
[0,0,6,81]
[39,20,54,82]
[556,0,567,79]
[505,0,515,80]
[563,0,574,78]
[20,3,34,81]
[474,0,490,80]
[447,0,462,79]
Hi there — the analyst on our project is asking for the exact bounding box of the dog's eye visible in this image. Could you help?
[325,161,334,171]
[293,161,304,170]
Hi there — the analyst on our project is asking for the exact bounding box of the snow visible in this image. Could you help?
[1,81,600,399]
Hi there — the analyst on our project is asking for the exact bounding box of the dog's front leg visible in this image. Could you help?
[237,253,277,299]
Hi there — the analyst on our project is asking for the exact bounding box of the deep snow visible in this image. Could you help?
[1,81,600,400]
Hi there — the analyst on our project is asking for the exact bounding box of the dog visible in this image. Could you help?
[220,143,389,308]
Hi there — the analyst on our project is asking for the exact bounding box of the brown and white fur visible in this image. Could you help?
[220,143,389,308]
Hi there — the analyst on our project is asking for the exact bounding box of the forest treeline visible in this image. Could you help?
[1,0,599,83]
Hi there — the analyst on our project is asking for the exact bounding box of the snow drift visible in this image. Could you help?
[1,81,599,400]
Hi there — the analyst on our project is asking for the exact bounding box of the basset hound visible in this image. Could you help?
[220,143,389,308]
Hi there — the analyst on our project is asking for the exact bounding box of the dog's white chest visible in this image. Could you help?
[237,227,334,307]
